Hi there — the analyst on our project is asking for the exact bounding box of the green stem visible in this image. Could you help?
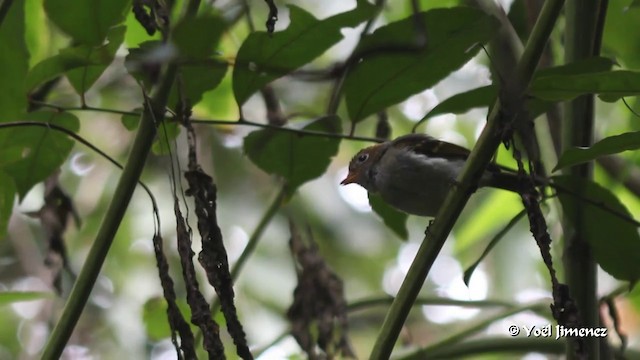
[369,1,565,358]
[348,296,515,312]
[399,302,548,359]
[403,337,566,359]
[563,0,602,358]
[40,65,177,360]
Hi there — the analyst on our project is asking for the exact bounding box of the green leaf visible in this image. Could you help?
[554,131,640,171]
[555,175,640,283]
[420,85,497,122]
[27,25,126,92]
[168,61,228,110]
[0,291,53,306]
[603,2,640,69]
[0,172,16,239]
[66,25,127,94]
[0,0,28,119]
[142,297,192,341]
[243,116,342,194]
[530,71,640,102]
[153,121,180,155]
[171,15,226,60]
[418,84,551,126]
[121,108,143,130]
[44,0,130,46]
[534,56,616,78]
[368,193,408,240]
[344,7,499,122]
[233,0,376,105]
[1,112,79,199]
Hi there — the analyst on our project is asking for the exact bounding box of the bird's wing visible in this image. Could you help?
[392,134,471,160]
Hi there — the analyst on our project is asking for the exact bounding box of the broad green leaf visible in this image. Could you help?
[344,7,499,122]
[44,0,130,46]
[233,0,376,105]
[153,121,179,155]
[198,70,238,120]
[25,0,49,67]
[418,58,614,124]
[66,25,127,94]
[0,171,16,238]
[555,131,640,171]
[0,0,28,119]
[27,26,126,91]
[0,291,53,306]
[420,85,497,122]
[530,71,640,102]
[244,116,342,194]
[369,193,408,240]
[171,15,226,60]
[121,108,143,130]
[168,61,228,111]
[555,175,640,283]
[142,297,193,341]
[603,2,640,69]
[1,112,79,199]
[534,56,616,78]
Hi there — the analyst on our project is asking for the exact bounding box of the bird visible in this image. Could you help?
[341,133,529,217]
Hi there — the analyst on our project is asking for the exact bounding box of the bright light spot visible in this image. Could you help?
[130,237,154,254]
[400,89,439,121]
[151,339,179,360]
[522,353,548,360]
[382,266,406,296]
[430,254,463,287]
[11,277,48,319]
[397,242,419,274]
[422,257,489,324]
[423,114,458,139]
[69,152,95,176]
[91,276,114,309]
[515,288,552,303]
[62,345,93,360]
[336,168,371,213]
[256,336,299,359]
[221,133,244,149]
[17,321,48,355]
[227,225,249,263]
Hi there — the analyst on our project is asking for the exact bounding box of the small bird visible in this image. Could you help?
[341,134,526,217]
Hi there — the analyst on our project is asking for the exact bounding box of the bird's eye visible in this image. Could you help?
[357,153,369,163]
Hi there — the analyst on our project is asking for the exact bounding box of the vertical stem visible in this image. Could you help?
[563,0,600,358]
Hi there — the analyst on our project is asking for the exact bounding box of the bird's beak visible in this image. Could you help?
[340,172,357,185]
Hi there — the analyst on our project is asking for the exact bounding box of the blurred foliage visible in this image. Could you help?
[0,0,640,359]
